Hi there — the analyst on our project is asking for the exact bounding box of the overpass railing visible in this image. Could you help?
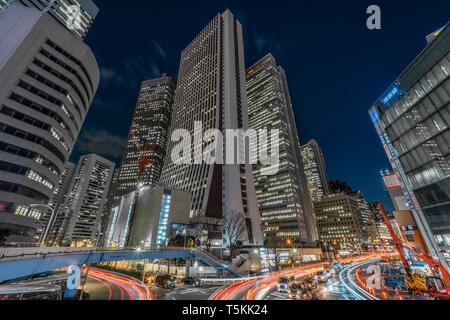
[0,246,195,262]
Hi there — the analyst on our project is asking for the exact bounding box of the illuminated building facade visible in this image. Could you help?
[369,23,450,264]
[246,53,317,243]
[113,76,175,202]
[40,161,75,244]
[300,139,330,202]
[159,10,263,245]
[0,0,98,40]
[58,153,114,246]
[314,193,369,252]
[0,4,99,244]
[105,185,191,248]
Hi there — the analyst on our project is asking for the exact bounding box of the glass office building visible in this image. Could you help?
[300,139,330,203]
[113,76,175,202]
[369,22,450,263]
[159,10,264,245]
[246,53,317,243]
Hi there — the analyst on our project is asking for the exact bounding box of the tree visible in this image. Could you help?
[222,211,247,258]
[264,235,288,271]
[197,223,213,252]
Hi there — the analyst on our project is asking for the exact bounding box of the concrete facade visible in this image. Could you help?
[0,4,99,244]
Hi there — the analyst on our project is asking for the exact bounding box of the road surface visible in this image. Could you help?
[83,268,154,300]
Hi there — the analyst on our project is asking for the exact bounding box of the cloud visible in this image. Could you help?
[91,97,123,112]
[253,35,267,54]
[252,33,288,60]
[153,39,167,61]
[100,67,125,85]
[76,129,126,159]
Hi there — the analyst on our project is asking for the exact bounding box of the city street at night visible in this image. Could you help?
[0,1,449,318]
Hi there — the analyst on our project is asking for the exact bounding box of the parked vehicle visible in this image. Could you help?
[155,274,176,288]
[181,276,201,287]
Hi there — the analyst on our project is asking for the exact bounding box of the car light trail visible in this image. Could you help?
[87,268,155,300]
[210,254,382,300]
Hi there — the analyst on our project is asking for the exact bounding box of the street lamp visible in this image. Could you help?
[30,203,55,248]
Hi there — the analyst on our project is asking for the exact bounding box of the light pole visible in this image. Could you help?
[30,203,55,248]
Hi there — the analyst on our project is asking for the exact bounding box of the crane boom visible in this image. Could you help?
[377,203,450,292]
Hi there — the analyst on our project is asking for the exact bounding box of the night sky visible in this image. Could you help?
[70,0,450,203]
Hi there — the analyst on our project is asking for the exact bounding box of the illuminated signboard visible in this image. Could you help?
[383,173,401,188]
[382,86,399,104]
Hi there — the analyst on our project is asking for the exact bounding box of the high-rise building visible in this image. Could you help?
[114,76,175,202]
[0,4,99,244]
[381,171,411,211]
[105,185,191,248]
[246,53,317,243]
[158,10,263,245]
[41,161,75,244]
[0,0,98,40]
[348,191,371,226]
[314,193,369,253]
[300,139,330,202]
[57,153,114,246]
[369,22,450,265]
[329,180,352,194]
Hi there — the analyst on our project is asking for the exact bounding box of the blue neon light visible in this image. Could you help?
[156,193,171,246]
[382,86,399,104]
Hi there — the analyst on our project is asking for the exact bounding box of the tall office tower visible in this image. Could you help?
[369,201,392,223]
[314,193,369,253]
[246,54,317,243]
[369,23,450,265]
[0,4,99,244]
[381,170,411,211]
[99,168,118,245]
[57,154,114,246]
[113,76,175,203]
[159,10,263,245]
[329,180,352,194]
[300,139,330,202]
[0,0,98,40]
[348,191,371,225]
[40,161,75,244]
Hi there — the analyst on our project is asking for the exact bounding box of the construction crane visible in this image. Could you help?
[377,202,450,296]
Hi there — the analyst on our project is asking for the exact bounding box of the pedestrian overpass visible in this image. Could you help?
[0,246,244,282]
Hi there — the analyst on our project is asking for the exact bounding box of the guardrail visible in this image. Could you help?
[0,246,196,262]
[200,274,267,285]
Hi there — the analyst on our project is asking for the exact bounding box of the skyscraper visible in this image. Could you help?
[0,0,99,40]
[113,75,175,202]
[41,161,75,244]
[329,180,352,194]
[369,22,450,265]
[300,139,330,202]
[159,10,263,245]
[246,53,317,243]
[58,153,114,246]
[314,193,369,253]
[0,4,99,244]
